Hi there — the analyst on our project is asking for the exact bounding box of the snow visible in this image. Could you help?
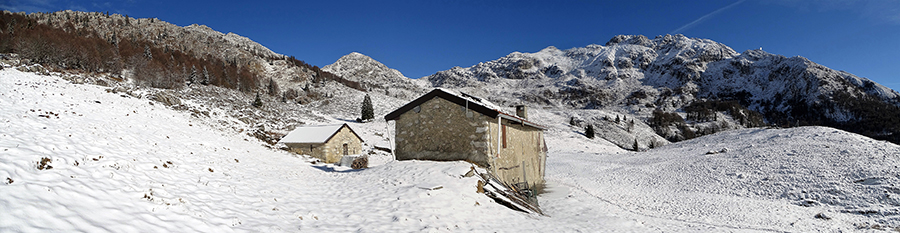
[3,68,900,232]
[278,124,349,144]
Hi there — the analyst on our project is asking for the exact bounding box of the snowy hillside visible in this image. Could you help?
[422,34,900,145]
[4,61,900,232]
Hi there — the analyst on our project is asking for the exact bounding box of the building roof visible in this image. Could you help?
[278,123,363,144]
[384,88,546,130]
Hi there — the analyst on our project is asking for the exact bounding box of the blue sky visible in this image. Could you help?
[3,0,899,91]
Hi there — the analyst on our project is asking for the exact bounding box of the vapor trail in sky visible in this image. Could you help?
[671,0,746,34]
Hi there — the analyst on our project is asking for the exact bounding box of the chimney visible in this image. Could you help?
[515,105,528,119]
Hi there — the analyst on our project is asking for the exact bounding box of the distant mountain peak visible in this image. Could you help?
[324,52,405,80]
[331,52,383,69]
[323,52,427,98]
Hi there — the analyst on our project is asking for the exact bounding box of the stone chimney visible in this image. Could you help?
[515,105,528,119]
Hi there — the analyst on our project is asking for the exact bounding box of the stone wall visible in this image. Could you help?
[287,143,324,159]
[320,126,363,163]
[392,96,547,190]
[488,119,547,191]
[286,126,362,164]
[394,97,494,166]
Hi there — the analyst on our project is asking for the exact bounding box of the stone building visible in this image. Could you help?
[384,89,548,191]
[279,123,363,163]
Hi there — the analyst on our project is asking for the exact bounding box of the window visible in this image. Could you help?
[502,124,507,148]
[343,143,349,155]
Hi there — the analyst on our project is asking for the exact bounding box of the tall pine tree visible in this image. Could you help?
[361,94,374,122]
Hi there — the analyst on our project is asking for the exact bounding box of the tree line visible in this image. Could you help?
[1,12,261,91]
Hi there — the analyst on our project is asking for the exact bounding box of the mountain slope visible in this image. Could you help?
[422,34,900,144]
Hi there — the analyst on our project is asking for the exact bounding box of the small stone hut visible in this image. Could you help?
[279,123,364,163]
[384,89,548,190]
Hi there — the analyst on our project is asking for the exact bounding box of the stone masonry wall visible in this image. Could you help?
[287,143,325,160]
[393,96,547,190]
[394,97,493,166]
[286,126,362,164]
[321,126,363,163]
[488,119,547,191]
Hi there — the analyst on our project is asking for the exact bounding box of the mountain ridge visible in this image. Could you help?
[412,34,900,144]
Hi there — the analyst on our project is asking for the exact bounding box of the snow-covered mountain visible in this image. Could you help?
[422,34,900,144]
[322,52,428,100]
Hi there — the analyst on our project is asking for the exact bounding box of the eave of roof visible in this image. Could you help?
[384,89,546,130]
[327,123,365,143]
[279,123,364,144]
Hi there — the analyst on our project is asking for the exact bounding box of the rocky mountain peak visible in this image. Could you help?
[329,52,386,71]
[324,52,408,81]
[323,52,427,100]
[606,35,653,47]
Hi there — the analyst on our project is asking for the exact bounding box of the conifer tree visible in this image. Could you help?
[633,138,639,151]
[569,117,577,126]
[585,125,595,139]
[201,66,210,85]
[187,65,197,85]
[252,92,263,108]
[266,78,280,96]
[361,94,374,122]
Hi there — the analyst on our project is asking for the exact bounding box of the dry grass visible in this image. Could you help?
[36,157,53,170]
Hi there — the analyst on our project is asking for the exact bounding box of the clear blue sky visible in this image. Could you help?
[4,0,899,91]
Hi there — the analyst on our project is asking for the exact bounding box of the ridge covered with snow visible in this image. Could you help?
[421,34,900,145]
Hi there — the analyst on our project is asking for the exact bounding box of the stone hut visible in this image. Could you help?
[384,89,548,191]
[279,124,364,163]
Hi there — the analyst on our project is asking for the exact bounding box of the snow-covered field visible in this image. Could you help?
[2,68,899,232]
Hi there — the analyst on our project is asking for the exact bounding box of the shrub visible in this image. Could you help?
[585,125,595,139]
[36,157,53,170]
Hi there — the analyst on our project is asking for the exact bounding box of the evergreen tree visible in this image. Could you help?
[361,94,374,122]
[266,78,280,96]
[633,138,639,151]
[187,65,197,85]
[569,117,577,126]
[201,66,210,85]
[585,125,595,139]
[143,45,152,60]
[615,115,621,124]
[252,92,263,108]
